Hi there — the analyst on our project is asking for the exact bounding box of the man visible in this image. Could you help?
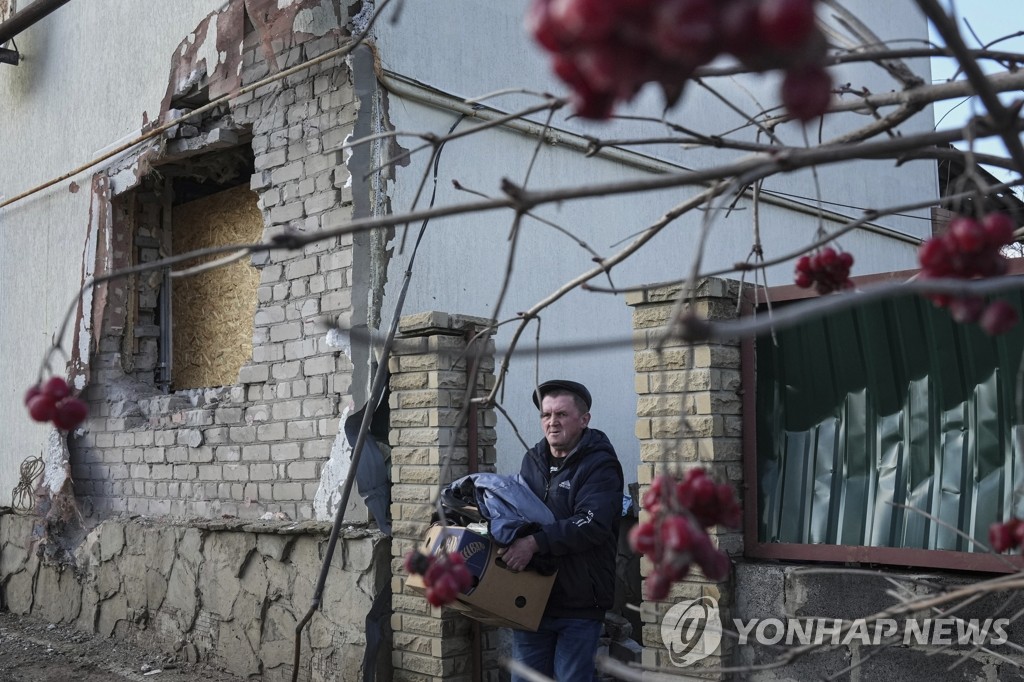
[500,379,624,682]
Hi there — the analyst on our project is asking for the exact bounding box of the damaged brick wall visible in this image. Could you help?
[70,1,364,522]
[0,510,391,681]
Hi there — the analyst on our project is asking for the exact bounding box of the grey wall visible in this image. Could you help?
[372,0,938,481]
[0,0,227,504]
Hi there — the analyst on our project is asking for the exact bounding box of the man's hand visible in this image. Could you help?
[497,535,539,572]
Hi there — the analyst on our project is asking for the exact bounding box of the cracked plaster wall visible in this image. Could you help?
[0,511,391,681]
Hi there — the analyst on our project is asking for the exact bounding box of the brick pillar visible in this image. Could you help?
[388,312,500,682]
[626,279,743,676]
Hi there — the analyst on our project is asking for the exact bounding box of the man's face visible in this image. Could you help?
[541,393,590,456]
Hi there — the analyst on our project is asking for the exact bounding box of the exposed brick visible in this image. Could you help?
[229,426,257,443]
[271,443,301,461]
[254,148,287,171]
[223,464,249,481]
[255,306,286,326]
[238,364,270,384]
[302,397,335,416]
[285,257,318,280]
[242,444,271,461]
[272,361,303,380]
[321,289,351,312]
[303,355,336,376]
[272,482,303,500]
[286,420,317,440]
[271,161,303,185]
[250,463,274,481]
[286,461,317,479]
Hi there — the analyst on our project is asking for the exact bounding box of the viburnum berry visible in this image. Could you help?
[53,397,89,431]
[949,216,987,254]
[644,569,672,601]
[948,296,985,324]
[641,474,666,515]
[990,517,1024,553]
[794,246,854,294]
[526,0,830,122]
[677,468,742,528]
[781,64,833,122]
[918,211,1020,335]
[27,394,57,423]
[652,0,718,66]
[42,377,71,401]
[659,514,694,552]
[632,468,740,600]
[918,237,952,275]
[24,385,43,406]
[758,0,817,51]
[24,377,89,430]
[628,520,657,555]
[983,212,1016,249]
[548,0,617,44]
[404,549,434,576]
[720,0,762,61]
[419,551,473,607]
[980,300,1019,337]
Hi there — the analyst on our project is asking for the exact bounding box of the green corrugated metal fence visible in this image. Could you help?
[757,291,1024,552]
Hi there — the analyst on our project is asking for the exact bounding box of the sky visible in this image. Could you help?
[930,0,1024,184]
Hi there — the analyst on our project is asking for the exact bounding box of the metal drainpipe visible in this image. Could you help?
[157,269,172,393]
[375,70,924,246]
[464,329,482,682]
[0,0,75,46]
[157,186,173,393]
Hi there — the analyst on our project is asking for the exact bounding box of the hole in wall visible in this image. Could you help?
[109,134,260,393]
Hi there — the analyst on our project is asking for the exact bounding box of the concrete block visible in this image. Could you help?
[286,420,317,440]
[242,444,271,461]
[238,364,270,384]
[257,422,286,442]
[271,443,301,461]
[303,355,336,376]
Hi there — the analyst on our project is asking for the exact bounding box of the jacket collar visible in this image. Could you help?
[532,427,594,469]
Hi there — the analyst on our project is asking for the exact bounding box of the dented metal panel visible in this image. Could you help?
[757,289,1024,553]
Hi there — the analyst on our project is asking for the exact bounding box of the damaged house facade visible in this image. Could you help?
[6,0,1006,680]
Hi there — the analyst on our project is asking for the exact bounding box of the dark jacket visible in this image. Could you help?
[520,428,624,620]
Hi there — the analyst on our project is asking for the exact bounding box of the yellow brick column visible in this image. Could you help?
[388,312,499,682]
[625,279,743,678]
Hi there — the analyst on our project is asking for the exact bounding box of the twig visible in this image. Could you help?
[585,177,1024,295]
[916,0,1024,173]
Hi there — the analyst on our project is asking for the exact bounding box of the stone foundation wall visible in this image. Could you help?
[0,511,391,681]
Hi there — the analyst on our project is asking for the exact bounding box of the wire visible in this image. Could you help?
[11,455,44,513]
[757,188,936,221]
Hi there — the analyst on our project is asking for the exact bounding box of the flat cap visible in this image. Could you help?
[531,379,592,411]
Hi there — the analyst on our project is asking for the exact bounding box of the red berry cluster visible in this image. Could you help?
[794,247,854,294]
[25,377,88,431]
[629,468,740,600]
[404,549,474,607]
[989,517,1024,553]
[918,212,1019,335]
[527,0,831,121]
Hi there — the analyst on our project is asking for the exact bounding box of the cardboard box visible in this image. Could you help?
[406,524,556,631]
